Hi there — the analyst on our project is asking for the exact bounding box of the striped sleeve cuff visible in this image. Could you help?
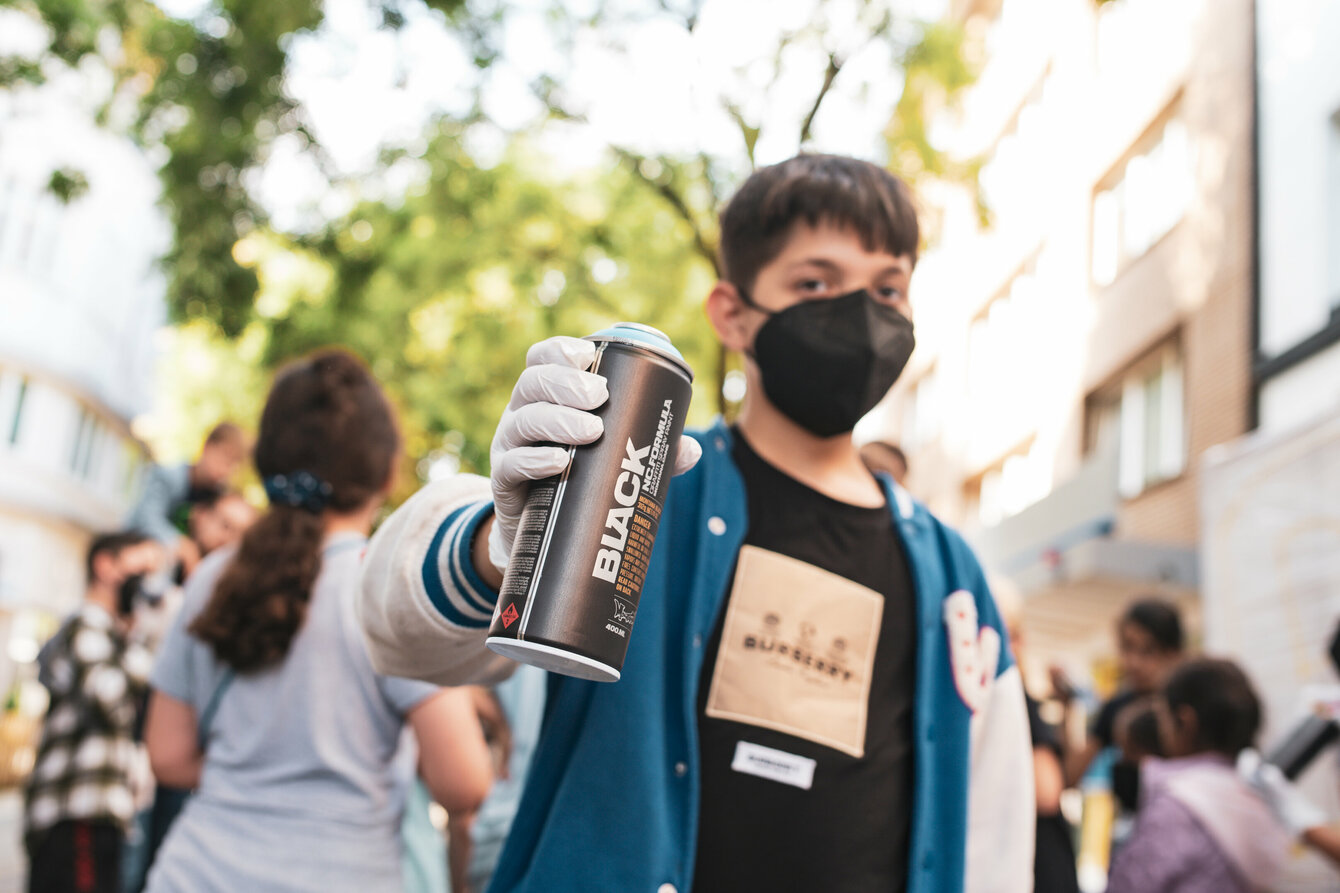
[422,500,499,629]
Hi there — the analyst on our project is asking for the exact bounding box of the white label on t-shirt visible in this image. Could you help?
[730,741,817,790]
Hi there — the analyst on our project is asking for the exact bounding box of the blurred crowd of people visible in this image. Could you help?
[20,355,536,893]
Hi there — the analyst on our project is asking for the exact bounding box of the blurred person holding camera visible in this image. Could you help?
[23,531,164,893]
[125,422,249,580]
[140,350,494,892]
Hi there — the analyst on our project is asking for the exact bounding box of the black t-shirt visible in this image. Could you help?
[691,431,917,893]
[1092,689,1140,749]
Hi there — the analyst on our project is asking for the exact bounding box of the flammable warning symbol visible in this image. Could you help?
[500,603,519,629]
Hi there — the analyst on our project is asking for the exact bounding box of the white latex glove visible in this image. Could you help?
[486,336,703,573]
[1240,748,1329,836]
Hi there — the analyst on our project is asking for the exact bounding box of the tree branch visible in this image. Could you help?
[799,52,842,146]
[611,147,719,276]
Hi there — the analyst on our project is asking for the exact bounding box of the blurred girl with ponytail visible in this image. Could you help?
[142,350,493,892]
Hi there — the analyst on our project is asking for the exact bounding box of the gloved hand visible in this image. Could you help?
[487,336,702,573]
[1239,748,1329,836]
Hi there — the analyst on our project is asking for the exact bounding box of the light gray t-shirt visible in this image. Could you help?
[146,534,438,893]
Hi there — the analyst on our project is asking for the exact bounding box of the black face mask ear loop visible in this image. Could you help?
[733,283,773,363]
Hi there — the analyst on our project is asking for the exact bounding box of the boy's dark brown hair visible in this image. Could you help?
[718,154,920,293]
[190,350,399,672]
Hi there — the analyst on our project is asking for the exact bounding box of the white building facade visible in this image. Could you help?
[872,0,1255,677]
[0,10,168,792]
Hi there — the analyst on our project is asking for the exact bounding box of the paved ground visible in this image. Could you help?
[0,789,24,893]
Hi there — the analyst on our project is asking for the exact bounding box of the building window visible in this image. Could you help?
[979,73,1050,222]
[121,442,144,502]
[968,254,1043,420]
[1085,340,1185,498]
[68,407,101,477]
[1092,113,1192,286]
[1,372,28,446]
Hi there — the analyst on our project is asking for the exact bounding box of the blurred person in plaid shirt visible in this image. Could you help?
[23,530,164,893]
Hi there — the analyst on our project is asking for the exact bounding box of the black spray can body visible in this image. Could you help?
[486,323,693,682]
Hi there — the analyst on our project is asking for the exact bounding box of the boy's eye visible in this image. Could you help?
[876,286,905,301]
[794,278,833,296]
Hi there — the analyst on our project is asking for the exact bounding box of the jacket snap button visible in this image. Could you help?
[674,762,688,777]
[708,516,726,535]
[658,885,678,893]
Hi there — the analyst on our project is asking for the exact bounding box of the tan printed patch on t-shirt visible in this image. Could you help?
[704,545,884,758]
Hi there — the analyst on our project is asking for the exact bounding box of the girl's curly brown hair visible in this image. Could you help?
[190,349,399,672]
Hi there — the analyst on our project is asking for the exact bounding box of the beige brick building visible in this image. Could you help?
[864,0,1256,680]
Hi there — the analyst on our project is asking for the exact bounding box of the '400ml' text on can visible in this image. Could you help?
[485,323,693,682]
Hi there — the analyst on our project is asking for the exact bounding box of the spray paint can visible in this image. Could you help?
[485,323,694,682]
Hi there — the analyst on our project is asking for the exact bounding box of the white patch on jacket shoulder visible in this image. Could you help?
[944,590,1000,714]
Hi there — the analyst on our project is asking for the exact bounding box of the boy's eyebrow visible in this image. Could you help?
[786,257,912,277]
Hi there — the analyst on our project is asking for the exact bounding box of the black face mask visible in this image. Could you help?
[743,288,916,437]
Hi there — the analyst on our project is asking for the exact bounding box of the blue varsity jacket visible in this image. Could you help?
[358,419,1036,893]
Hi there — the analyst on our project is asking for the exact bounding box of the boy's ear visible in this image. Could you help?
[705,281,755,354]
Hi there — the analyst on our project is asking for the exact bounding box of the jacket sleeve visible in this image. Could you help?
[356,473,517,686]
[125,463,187,547]
[963,563,1037,893]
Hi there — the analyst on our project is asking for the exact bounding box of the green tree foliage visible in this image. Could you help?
[250,128,718,473]
[6,0,974,482]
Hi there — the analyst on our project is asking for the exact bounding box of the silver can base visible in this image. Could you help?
[486,637,621,683]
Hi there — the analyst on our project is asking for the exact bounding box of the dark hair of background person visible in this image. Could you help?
[1163,658,1262,758]
[190,350,400,673]
[862,441,907,473]
[718,154,920,294]
[1120,597,1184,652]
[203,421,246,448]
[85,530,154,583]
[1120,699,1165,759]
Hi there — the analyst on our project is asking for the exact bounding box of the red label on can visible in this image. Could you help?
[501,603,519,628]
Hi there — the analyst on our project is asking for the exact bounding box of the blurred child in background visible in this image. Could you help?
[1106,658,1289,893]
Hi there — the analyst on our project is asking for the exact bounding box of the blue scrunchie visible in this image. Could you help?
[263,471,333,514]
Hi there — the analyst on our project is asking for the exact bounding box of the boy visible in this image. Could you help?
[25,531,162,893]
[358,155,1033,892]
[125,422,248,578]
